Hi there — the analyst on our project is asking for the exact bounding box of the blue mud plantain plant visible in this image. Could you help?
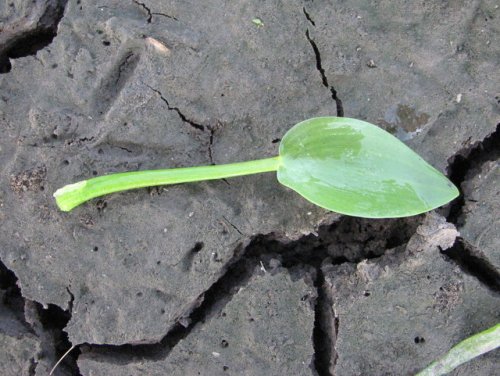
[54,117,459,217]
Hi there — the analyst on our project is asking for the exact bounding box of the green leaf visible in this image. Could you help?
[277,117,459,218]
[252,18,264,27]
[54,116,458,216]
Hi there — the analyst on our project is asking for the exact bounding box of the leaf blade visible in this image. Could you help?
[277,117,458,218]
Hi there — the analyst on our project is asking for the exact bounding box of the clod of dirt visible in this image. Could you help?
[78,267,317,375]
[322,213,499,375]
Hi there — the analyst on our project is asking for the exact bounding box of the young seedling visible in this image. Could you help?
[252,18,264,27]
[53,117,459,217]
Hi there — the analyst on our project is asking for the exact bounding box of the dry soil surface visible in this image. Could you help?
[0,1,498,375]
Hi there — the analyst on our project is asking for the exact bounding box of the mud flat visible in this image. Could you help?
[0,1,498,375]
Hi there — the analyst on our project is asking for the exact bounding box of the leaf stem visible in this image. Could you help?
[54,156,281,212]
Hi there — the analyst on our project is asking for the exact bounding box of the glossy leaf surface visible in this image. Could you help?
[277,117,458,218]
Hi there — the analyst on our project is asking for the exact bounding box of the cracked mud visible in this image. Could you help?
[0,1,499,375]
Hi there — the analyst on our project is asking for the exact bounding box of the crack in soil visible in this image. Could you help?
[77,242,249,364]
[146,85,206,131]
[0,259,27,327]
[221,215,243,235]
[147,84,223,166]
[75,215,420,373]
[0,259,80,375]
[312,268,334,376]
[66,286,75,313]
[0,0,68,74]
[442,123,500,292]
[133,0,178,23]
[442,238,500,293]
[332,311,339,371]
[304,27,344,117]
[207,125,216,165]
[151,12,178,21]
[303,7,316,26]
[35,302,81,375]
[133,0,152,23]
[205,121,228,173]
[447,123,500,226]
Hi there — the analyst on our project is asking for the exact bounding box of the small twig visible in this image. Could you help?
[49,344,76,375]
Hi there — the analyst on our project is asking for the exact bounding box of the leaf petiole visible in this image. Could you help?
[53,156,281,212]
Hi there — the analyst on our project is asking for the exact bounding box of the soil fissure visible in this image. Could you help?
[442,238,500,293]
[0,260,80,375]
[133,0,153,23]
[0,0,68,74]
[74,216,420,373]
[304,25,344,117]
[443,123,500,292]
[147,85,206,131]
[446,123,499,226]
[133,0,178,23]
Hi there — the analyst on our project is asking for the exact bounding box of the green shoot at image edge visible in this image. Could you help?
[417,323,500,376]
[54,117,459,217]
